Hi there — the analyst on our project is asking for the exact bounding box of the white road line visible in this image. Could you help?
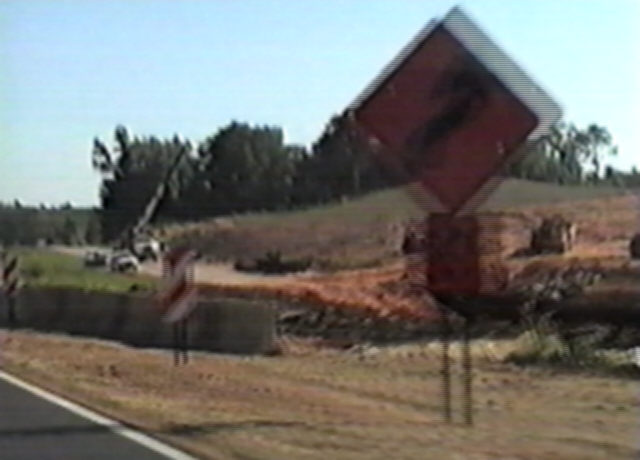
[0,370,197,460]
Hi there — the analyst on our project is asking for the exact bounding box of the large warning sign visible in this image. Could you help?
[350,7,562,214]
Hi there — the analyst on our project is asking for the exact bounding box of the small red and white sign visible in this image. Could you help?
[158,248,198,323]
[1,255,19,298]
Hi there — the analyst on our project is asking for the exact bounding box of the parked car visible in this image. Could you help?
[133,238,162,262]
[109,251,140,273]
[83,250,108,267]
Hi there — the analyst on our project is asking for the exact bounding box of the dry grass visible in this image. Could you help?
[2,330,639,460]
[3,183,637,459]
[159,180,636,271]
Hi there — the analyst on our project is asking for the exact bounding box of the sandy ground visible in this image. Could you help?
[140,259,315,287]
[2,330,638,460]
[51,245,304,287]
[50,245,433,318]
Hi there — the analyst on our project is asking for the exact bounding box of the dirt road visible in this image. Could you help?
[51,245,308,287]
[49,245,435,318]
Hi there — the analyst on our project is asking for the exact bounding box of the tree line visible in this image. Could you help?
[91,116,629,243]
[0,202,99,246]
[503,122,622,184]
[90,116,395,242]
[0,115,634,247]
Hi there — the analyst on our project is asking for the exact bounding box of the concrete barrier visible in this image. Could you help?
[0,287,277,355]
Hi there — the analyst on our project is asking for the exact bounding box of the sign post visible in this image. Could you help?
[347,6,562,425]
[1,253,20,328]
[158,248,198,365]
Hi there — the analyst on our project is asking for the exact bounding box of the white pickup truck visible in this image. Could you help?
[83,237,163,272]
[109,251,140,273]
[133,238,162,262]
[83,249,140,273]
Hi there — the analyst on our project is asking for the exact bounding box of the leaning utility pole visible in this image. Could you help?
[116,144,189,252]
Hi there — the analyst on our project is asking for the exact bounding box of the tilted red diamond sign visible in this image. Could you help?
[349,6,562,214]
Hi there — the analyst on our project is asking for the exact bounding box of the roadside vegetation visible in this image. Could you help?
[506,313,640,378]
[85,117,631,249]
[15,248,154,294]
[0,202,100,246]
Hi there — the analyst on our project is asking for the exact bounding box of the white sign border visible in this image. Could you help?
[349,6,562,141]
[348,6,563,215]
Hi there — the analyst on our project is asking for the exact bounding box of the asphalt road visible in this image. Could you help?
[0,372,190,460]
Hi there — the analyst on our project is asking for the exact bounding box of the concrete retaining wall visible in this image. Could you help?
[0,288,276,355]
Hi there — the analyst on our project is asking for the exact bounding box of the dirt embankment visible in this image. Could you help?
[52,195,640,344]
[182,194,640,348]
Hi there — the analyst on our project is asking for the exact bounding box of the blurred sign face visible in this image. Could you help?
[427,214,481,295]
[354,24,537,213]
[426,214,508,295]
[350,7,561,214]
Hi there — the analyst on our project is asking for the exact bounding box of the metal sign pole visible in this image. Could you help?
[160,248,197,366]
[344,5,561,432]
[462,318,473,426]
[173,323,180,366]
[7,295,16,329]
[181,319,189,365]
[440,307,452,423]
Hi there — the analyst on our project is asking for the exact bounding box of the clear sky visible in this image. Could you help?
[1,0,639,206]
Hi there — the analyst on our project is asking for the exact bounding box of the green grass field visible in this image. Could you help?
[14,248,155,293]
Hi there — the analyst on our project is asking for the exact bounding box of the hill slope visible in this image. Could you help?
[161,179,635,270]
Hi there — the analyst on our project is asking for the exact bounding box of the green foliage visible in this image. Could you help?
[90,115,396,239]
[0,203,95,246]
[83,211,102,244]
[507,314,640,377]
[504,122,619,184]
[92,126,194,242]
[234,250,312,274]
[88,117,632,243]
[612,167,640,188]
[295,113,392,205]
[197,122,301,215]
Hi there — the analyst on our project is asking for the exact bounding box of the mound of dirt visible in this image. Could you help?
[530,215,577,254]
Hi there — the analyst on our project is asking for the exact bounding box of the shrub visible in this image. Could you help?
[506,313,640,377]
[234,250,312,274]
